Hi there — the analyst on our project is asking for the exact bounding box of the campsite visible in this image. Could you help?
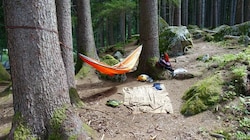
[1,38,249,139]
[1,0,250,139]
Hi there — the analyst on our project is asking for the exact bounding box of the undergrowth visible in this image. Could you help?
[182,45,250,139]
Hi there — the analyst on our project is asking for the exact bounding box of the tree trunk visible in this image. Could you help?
[201,0,205,27]
[161,0,167,21]
[127,12,132,39]
[244,0,250,21]
[181,0,188,26]
[75,0,99,73]
[4,0,90,139]
[214,0,219,27]
[173,0,181,26]
[230,0,237,25]
[120,11,126,43]
[138,0,160,79]
[168,2,174,25]
[107,19,115,45]
[55,0,75,88]
[56,0,83,107]
[236,0,244,24]
[197,0,202,27]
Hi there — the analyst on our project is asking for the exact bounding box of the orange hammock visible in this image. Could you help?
[79,45,142,76]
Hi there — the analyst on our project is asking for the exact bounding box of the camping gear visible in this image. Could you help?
[157,53,174,73]
[173,68,188,76]
[123,84,173,114]
[79,45,142,76]
[106,99,122,107]
[137,74,153,82]
[153,83,162,90]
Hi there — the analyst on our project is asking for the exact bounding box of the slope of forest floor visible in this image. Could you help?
[0,39,248,139]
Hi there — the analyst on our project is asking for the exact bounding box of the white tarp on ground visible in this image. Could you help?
[123,84,173,114]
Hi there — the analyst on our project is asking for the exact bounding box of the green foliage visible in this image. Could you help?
[181,73,223,116]
[75,65,91,79]
[0,3,7,51]
[212,51,250,68]
[159,26,193,55]
[235,131,250,140]
[218,95,250,140]
[0,64,11,83]
[231,66,247,79]
[0,83,12,97]
[98,43,124,55]
[49,107,67,140]
[14,124,36,140]
[164,0,181,6]
[99,0,136,19]
[82,123,97,139]
[212,54,237,67]
[69,87,84,107]
[213,25,237,41]
[159,16,169,32]
[206,22,250,43]
[101,54,119,66]
[13,112,36,140]
[239,117,250,131]
[204,34,214,42]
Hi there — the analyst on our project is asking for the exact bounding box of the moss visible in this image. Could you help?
[0,64,10,84]
[147,57,167,80]
[1,126,11,136]
[0,83,12,97]
[159,16,169,32]
[159,26,193,56]
[82,123,97,139]
[14,124,36,140]
[13,112,36,140]
[97,55,127,82]
[48,107,67,140]
[101,54,119,65]
[181,96,208,116]
[69,87,84,107]
[75,65,91,79]
[204,34,214,42]
[181,73,223,116]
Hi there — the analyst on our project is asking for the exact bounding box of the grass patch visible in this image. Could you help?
[181,72,223,116]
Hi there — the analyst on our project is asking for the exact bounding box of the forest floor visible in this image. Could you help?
[0,39,246,140]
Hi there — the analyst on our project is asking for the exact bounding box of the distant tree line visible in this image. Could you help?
[81,0,250,49]
[1,0,250,51]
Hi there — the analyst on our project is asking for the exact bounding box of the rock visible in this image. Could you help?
[113,51,123,61]
[159,26,193,57]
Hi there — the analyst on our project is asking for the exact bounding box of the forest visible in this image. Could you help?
[0,0,250,140]
[1,0,250,51]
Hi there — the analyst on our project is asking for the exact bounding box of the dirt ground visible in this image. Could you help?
[0,39,243,140]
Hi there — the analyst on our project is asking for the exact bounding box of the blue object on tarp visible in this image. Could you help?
[153,83,162,90]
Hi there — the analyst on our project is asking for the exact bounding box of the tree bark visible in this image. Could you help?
[75,0,99,73]
[201,0,205,27]
[161,0,167,21]
[120,11,126,43]
[181,0,188,26]
[173,0,181,26]
[4,0,90,139]
[56,0,76,89]
[236,0,244,24]
[244,0,250,21]
[197,0,202,27]
[230,0,237,25]
[137,0,160,79]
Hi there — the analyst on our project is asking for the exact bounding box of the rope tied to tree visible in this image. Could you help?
[6,25,58,34]
[6,26,73,51]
